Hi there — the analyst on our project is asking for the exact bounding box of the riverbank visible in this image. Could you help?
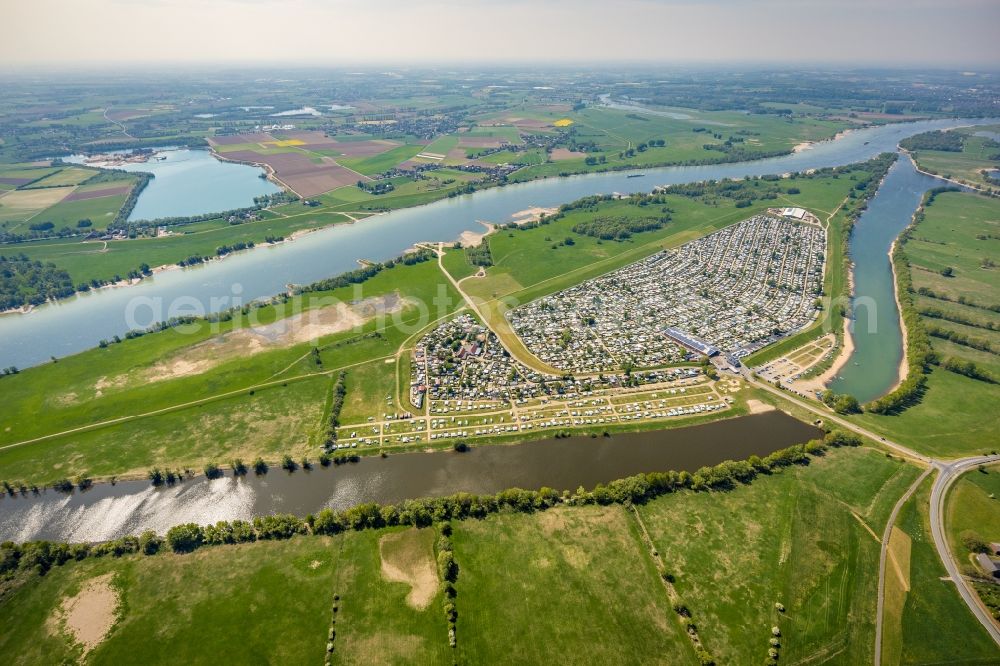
[887,235,910,393]
[793,127,857,154]
[0,409,822,544]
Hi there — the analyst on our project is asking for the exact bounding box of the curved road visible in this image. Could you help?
[928,455,1000,645]
[746,375,1000,652]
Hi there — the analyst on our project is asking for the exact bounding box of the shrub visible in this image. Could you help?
[166,523,204,553]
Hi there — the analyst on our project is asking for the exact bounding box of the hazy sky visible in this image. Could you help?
[4,0,999,67]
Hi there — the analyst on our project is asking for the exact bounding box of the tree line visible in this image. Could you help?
[1,430,861,581]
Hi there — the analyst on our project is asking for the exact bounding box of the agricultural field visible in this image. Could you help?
[23,167,95,188]
[908,126,1000,193]
[0,186,76,224]
[0,166,137,233]
[857,191,1000,458]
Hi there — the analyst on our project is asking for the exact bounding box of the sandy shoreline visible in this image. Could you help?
[459,221,496,247]
[793,127,857,154]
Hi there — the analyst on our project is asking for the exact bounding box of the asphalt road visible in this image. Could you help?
[928,455,1000,645]
[747,374,1000,651]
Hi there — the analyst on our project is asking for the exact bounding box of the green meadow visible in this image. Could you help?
[0,447,949,666]
[884,479,1000,665]
[0,259,461,482]
[910,126,1000,192]
[639,446,920,665]
[8,207,366,285]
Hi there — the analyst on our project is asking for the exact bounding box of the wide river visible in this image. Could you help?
[0,411,819,543]
[0,119,993,374]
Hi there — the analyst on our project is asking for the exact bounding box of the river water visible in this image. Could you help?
[0,411,820,543]
[2,118,994,372]
[827,156,945,402]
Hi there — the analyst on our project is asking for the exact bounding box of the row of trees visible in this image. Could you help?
[177,241,256,267]
[298,248,434,294]
[324,371,348,450]
[864,186,946,415]
[2,430,861,581]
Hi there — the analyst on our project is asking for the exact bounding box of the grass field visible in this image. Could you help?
[0,259,460,482]
[453,504,696,663]
[945,463,1000,575]
[885,478,1000,665]
[910,126,1000,192]
[338,145,425,176]
[509,106,851,181]
[639,446,920,665]
[0,537,341,664]
[24,167,96,188]
[333,528,452,664]
[0,447,949,665]
[5,208,365,286]
[906,191,1000,304]
[855,369,1000,458]
[30,192,129,227]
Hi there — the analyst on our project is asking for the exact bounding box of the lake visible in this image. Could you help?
[0,411,821,543]
[827,155,947,402]
[65,148,281,221]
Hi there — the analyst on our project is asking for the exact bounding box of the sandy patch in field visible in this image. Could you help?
[510,206,558,225]
[140,293,411,383]
[745,399,776,414]
[379,530,439,609]
[55,573,120,655]
[550,148,586,160]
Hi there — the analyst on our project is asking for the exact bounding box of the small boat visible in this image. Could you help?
[863,141,870,145]
[627,173,645,179]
